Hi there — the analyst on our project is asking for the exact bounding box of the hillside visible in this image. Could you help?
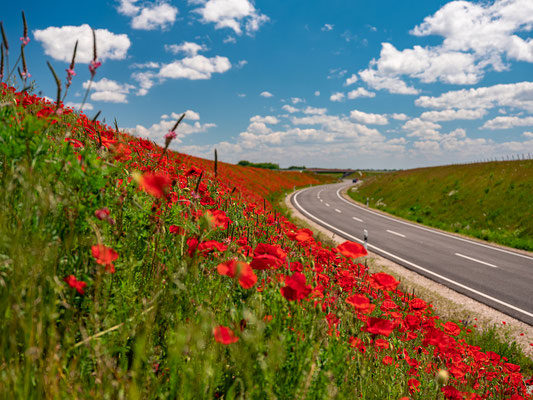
[1,84,532,399]
[348,161,533,251]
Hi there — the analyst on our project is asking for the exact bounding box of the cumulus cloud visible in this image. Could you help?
[391,113,409,121]
[191,0,269,36]
[282,105,298,113]
[303,106,327,115]
[33,24,131,63]
[314,91,320,96]
[65,102,94,111]
[165,42,207,56]
[347,87,376,99]
[321,24,334,31]
[350,110,388,125]
[83,78,134,103]
[260,91,274,98]
[132,71,158,96]
[250,115,279,124]
[330,92,345,102]
[415,82,533,113]
[481,116,533,130]
[291,97,304,104]
[420,108,488,122]
[402,118,442,140]
[130,61,160,69]
[159,55,231,80]
[357,0,533,94]
[344,74,358,86]
[117,0,178,30]
[523,131,533,138]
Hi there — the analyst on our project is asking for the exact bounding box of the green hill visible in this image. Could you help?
[348,161,533,251]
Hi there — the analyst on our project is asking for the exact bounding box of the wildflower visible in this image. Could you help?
[213,325,239,344]
[20,36,30,46]
[140,172,172,198]
[250,243,286,270]
[64,275,87,294]
[207,209,232,230]
[346,294,375,314]
[408,378,420,394]
[217,259,257,289]
[336,241,367,259]
[91,244,118,273]
[280,272,312,301]
[442,321,461,337]
[382,356,393,365]
[365,317,394,337]
[164,130,177,148]
[89,60,102,77]
[369,272,400,291]
[169,225,184,235]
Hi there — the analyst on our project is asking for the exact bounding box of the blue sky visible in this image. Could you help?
[2,0,533,168]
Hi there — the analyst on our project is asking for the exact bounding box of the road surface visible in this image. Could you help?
[291,182,533,326]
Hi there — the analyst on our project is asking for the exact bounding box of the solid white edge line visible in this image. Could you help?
[456,253,498,268]
[387,229,406,238]
[335,209,342,213]
[292,187,533,319]
[352,217,363,222]
[335,187,533,262]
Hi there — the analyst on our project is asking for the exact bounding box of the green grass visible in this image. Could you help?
[348,161,533,251]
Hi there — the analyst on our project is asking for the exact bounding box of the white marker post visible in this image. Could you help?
[363,229,368,251]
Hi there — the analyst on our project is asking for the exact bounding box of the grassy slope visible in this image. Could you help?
[348,161,533,251]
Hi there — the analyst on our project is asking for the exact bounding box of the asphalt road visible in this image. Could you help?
[291,181,533,326]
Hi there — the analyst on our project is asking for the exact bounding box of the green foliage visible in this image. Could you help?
[349,162,533,251]
[237,160,280,170]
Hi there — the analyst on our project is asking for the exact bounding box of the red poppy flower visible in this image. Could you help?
[64,275,87,295]
[217,260,257,289]
[198,240,228,254]
[408,378,420,393]
[382,356,393,365]
[187,237,198,256]
[91,244,118,273]
[169,225,184,235]
[369,272,400,291]
[213,325,239,344]
[346,294,375,314]
[250,243,287,270]
[207,209,232,230]
[442,321,461,337]
[365,317,394,337]
[280,272,312,301]
[140,172,172,198]
[336,241,368,259]
[94,207,110,220]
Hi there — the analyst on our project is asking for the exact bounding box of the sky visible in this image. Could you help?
[2,0,533,169]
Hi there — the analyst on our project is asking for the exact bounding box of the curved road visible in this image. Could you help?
[291,181,533,326]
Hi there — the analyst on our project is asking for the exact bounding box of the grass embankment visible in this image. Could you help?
[1,84,533,399]
[348,162,533,251]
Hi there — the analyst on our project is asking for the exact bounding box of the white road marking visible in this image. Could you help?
[292,188,533,320]
[320,199,323,202]
[352,216,363,222]
[455,253,498,268]
[325,203,330,207]
[387,229,406,238]
[335,208,342,213]
[334,187,533,262]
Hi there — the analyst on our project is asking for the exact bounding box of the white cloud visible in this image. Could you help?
[165,42,207,56]
[402,118,442,140]
[420,108,488,122]
[314,91,320,96]
[344,74,358,86]
[391,113,409,121]
[223,36,237,44]
[159,55,231,80]
[330,92,345,102]
[33,24,131,63]
[523,131,533,138]
[65,102,94,111]
[350,110,388,125]
[282,104,298,113]
[192,0,269,36]
[117,1,178,30]
[260,91,273,98]
[359,68,419,95]
[303,106,327,115]
[347,87,376,99]
[250,115,279,124]
[321,24,334,31]
[132,71,157,96]
[237,93,246,97]
[291,97,304,104]
[415,82,533,113]
[130,61,160,69]
[83,78,135,103]
[481,116,533,130]
[236,60,248,69]
[133,111,216,147]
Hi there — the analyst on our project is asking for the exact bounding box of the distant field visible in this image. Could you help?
[348,161,533,251]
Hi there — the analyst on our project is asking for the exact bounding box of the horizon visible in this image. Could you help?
[2,0,532,169]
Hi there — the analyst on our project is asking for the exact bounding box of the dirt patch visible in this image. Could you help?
[285,188,533,358]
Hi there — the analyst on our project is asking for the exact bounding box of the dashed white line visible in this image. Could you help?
[455,253,498,269]
[335,208,342,213]
[325,203,330,207]
[387,229,406,238]
[320,199,323,202]
[352,216,363,222]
